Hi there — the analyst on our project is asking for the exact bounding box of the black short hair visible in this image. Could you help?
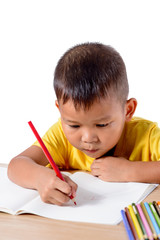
[54,42,129,110]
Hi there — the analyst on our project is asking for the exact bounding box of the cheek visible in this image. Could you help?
[62,125,80,146]
[112,123,124,142]
[101,124,124,146]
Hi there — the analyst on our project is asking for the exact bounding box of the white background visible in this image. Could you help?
[0,0,160,164]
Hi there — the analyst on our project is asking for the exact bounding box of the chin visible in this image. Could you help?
[83,151,103,159]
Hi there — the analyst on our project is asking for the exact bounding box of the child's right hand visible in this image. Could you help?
[35,166,77,206]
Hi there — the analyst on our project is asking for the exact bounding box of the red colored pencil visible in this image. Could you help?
[28,121,76,205]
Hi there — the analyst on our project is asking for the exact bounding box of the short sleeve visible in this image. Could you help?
[33,119,69,169]
[150,123,160,161]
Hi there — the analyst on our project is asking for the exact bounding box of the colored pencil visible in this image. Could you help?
[125,207,139,240]
[28,121,76,205]
[132,203,148,239]
[153,201,160,218]
[141,202,157,239]
[136,204,154,240]
[144,202,160,238]
[149,202,160,228]
[121,210,135,240]
[128,205,144,240]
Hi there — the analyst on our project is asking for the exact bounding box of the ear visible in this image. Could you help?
[125,98,137,122]
[55,100,60,110]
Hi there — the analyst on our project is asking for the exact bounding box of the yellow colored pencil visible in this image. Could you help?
[140,202,157,240]
[128,205,144,240]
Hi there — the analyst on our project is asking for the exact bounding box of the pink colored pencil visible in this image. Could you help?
[28,121,76,205]
[136,203,153,240]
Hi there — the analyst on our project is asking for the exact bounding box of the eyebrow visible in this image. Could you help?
[63,116,112,123]
[94,116,112,122]
[63,119,79,124]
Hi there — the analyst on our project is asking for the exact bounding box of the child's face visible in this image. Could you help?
[56,96,130,159]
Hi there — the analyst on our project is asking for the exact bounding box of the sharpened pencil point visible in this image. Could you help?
[71,197,77,205]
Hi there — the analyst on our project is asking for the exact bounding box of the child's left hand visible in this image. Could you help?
[91,156,131,182]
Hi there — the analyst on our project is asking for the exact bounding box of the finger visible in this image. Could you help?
[98,175,106,181]
[47,187,71,205]
[63,175,78,197]
[47,194,70,206]
[94,158,102,163]
[91,168,101,177]
[40,185,70,205]
[54,177,72,196]
[52,190,71,205]
[91,161,100,171]
[45,197,62,206]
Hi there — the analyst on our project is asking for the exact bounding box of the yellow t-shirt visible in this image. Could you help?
[33,117,160,171]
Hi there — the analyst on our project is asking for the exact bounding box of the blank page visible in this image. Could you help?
[17,171,158,224]
[0,167,158,224]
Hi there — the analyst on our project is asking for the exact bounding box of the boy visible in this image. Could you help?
[8,43,160,206]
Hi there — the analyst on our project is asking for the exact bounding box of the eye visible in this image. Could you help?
[96,123,109,127]
[69,125,80,128]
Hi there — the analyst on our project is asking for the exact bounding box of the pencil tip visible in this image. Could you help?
[70,194,77,205]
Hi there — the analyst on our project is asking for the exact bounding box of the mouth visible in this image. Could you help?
[84,149,98,153]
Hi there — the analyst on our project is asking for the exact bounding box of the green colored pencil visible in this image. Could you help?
[140,202,157,240]
[132,203,148,240]
[149,202,160,228]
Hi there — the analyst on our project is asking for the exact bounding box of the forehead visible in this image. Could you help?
[58,97,123,122]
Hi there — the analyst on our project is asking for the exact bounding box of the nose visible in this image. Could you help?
[81,128,98,143]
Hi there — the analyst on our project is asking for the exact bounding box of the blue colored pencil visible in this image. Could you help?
[144,202,160,238]
[121,210,135,240]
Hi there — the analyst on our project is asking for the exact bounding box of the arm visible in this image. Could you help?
[8,146,77,205]
[91,156,160,183]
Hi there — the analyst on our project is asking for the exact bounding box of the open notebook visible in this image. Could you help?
[0,167,158,225]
